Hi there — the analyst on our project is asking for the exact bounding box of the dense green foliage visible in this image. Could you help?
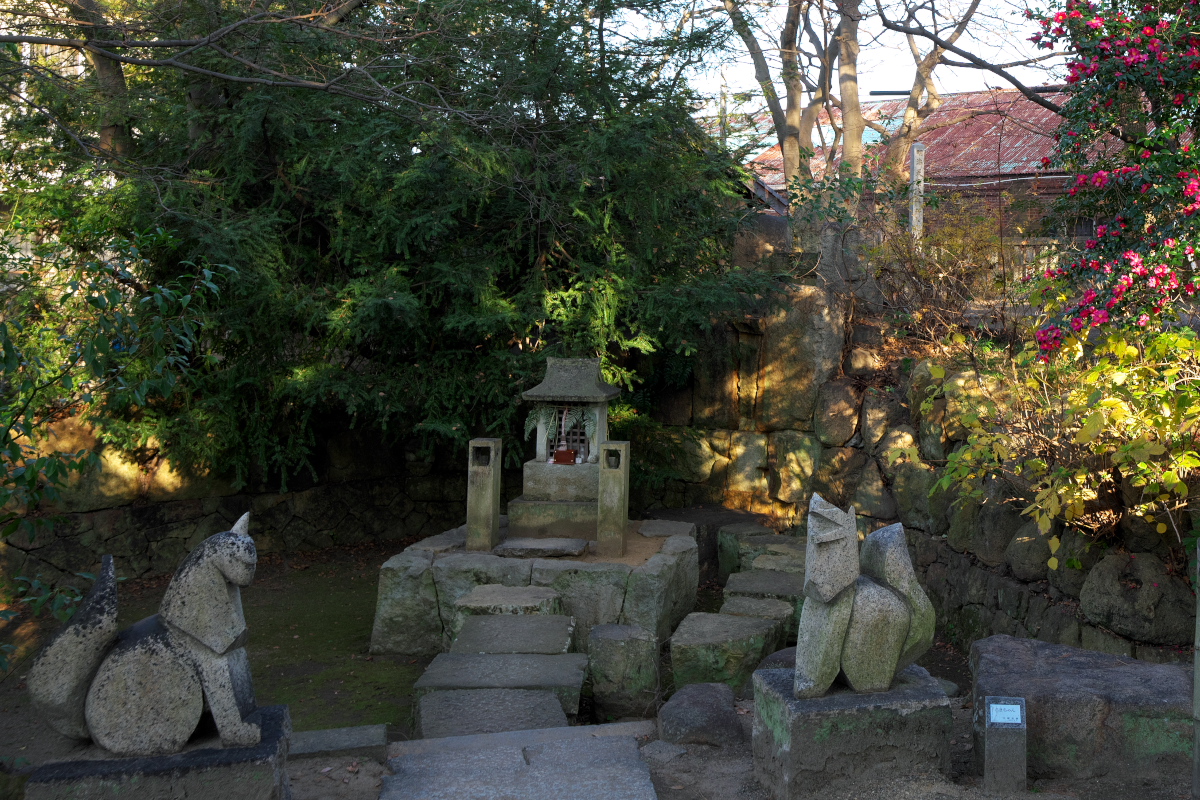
[2,0,773,488]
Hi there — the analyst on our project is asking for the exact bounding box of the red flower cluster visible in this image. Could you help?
[1028,0,1200,351]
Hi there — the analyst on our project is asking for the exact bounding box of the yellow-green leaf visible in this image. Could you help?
[1047,556,1059,570]
[1048,535,1061,554]
[1157,523,1168,534]
[929,365,946,380]
[1074,411,1104,444]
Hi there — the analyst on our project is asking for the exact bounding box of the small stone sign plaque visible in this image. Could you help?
[983,695,1027,793]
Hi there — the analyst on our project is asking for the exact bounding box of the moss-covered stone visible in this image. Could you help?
[669,612,775,690]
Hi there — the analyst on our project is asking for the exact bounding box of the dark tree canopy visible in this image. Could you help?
[1,0,774,487]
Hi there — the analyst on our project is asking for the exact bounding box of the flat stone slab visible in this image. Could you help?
[413,653,589,715]
[971,634,1193,779]
[493,537,589,558]
[669,612,777,690]
[753,666,951,797]
[724,569,805,602]
[407,526,468,554]
[719,596,795,649]
[388,720,656,759]
[451,614,575,655]
[290,724,388,762]
[23,705,290,800]
[419,689,568,738]
[638,519,697,538]
[454,583,562,613]
[383,728,656,800]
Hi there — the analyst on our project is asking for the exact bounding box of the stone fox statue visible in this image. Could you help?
[28,514,263,757]
[793,496,935,699]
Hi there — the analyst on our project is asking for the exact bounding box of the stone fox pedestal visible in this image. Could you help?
[752,666,952,798]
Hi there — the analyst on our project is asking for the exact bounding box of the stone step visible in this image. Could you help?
[718,596,796,649]
[637,519,697,538]
[724,568,805,604]
[418,689,569,739]
[450,614,575,655]
[669,612,778,691]
[493,537,590,558]
[383,723,657,800]
[451,583,563,637]
[413,653,590,715]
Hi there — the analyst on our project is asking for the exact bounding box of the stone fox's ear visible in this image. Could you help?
[232,512,250,537]
[28,555,119,740]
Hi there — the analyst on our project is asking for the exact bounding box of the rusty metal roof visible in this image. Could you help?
[747,88,1079,198]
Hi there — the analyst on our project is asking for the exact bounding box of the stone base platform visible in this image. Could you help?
[23,706,290,800]
[371,531,698,656]
[752,666,951,798]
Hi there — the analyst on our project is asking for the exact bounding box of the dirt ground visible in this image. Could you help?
[1,540,1193,800]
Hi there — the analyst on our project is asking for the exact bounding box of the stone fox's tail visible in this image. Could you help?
[27,555,119,740]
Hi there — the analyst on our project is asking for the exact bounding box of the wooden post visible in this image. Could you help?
[910,142,926,240]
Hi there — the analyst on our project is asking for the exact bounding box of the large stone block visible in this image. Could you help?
[658,682,742,746]
[506,497,599,539]
[811,447,871,509]
[371,550,443,655]
[813,378,862,447]
[521,460,600,502]
[754,666,951,797]
[413,653,590,715]
[719,596,794,650]
[669,612,776,690]
[619,536,697,641]
[588,624,660,720]
[430,553,533,634]
[728,432,769,495]
[1003,521,1050,581]
[725,569,805,604]
[451,614,575,655]
[851,460,896,520]
[1079,552,1194,645]
[769,431,823,505]
[715,522,776,583]
[757,286,845,431]
[531,559,633,652]
[450,584,563,637]
[971,635,1192,779]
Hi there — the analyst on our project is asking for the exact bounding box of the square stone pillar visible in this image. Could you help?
[597,441,630,557]
[466,438,502,551]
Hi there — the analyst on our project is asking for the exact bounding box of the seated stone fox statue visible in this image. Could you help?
[28,514,263,757]
[793,496,935,699]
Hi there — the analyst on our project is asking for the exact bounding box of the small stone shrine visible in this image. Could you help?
[752,496,951,798]
[24,514,290,800]
[492,357,631,555]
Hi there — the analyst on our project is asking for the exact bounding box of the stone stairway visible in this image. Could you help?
[667,522,807,691]
[413,587,589,739]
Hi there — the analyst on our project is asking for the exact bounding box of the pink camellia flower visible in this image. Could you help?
[1138,314,1151,326]
[1092,309,1110,325]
